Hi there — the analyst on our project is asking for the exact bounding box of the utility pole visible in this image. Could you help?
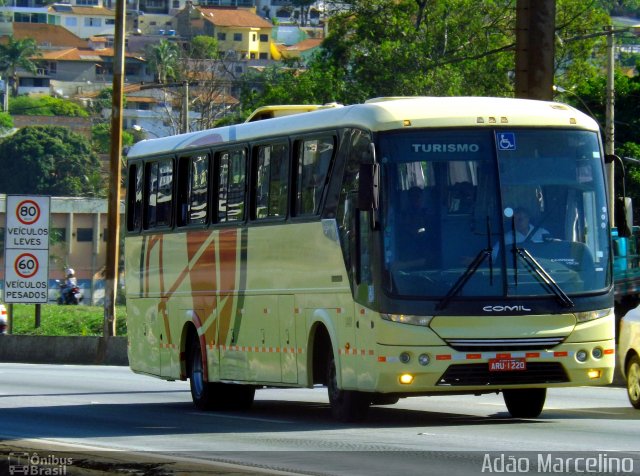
[515,0,556,100]
[605,25,616,222]
[182,80,189,134]
[104,0,125,337]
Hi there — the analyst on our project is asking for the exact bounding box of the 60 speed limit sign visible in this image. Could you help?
[4,249,48,302]
[4,195,50,303]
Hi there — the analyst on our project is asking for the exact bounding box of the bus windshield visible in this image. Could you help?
[380,129,610,300]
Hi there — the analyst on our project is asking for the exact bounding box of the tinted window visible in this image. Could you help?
[217,149,246,223]
[144,159,173,229]
[127,163,143,232]
[178,154,209,226]
[295,136,334,216]
[255,143,289,219]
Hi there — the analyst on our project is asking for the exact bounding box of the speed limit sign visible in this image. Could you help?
[4,195,50,303]
[4,249,48,303]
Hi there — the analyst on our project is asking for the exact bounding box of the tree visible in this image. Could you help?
[91,122,133,154]
[189,35,219,59]
[0,36,41,101]
[241,0,610,108]
[0,125,103,197]
[0,111,12,134]
[87,87,126,116]
[145,39,179,83]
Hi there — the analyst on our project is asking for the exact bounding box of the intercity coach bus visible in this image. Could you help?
[125,97,615,421]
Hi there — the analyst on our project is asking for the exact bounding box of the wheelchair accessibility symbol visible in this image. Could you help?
[497,132,516,150]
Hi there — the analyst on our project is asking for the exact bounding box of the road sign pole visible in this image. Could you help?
[35,304,41,329]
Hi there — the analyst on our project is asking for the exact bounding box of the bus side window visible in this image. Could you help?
[144,159,174,229]
[126,163,143,232]
[254,142,289,220]
[295,135,335,216]
[217,148,247,223]
[178,154,209,227]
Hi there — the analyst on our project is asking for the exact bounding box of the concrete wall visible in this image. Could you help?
[0,335,128,365]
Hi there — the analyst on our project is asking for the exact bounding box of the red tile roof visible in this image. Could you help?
[197,7,273,29]
[39,47,144,62]
[3,23,88,49]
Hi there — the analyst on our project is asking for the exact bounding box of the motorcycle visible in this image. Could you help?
[56,280,83,305]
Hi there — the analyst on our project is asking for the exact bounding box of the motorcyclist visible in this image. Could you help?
[62,268,77,304]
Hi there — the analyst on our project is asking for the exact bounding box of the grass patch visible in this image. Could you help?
[8,304,127,336]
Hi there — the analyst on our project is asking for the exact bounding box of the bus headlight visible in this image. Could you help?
[381,314,432,326]
[574,308,612,323]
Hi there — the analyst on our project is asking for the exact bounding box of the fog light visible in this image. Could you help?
[592,347,603,359]
[399,373,414,384]
[588,369,601,379]
[418,353,430,366]
[576,350,588,362]
[399,352,411,364]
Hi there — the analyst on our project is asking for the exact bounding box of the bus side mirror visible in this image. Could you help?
[616,196,632,238]
[358,163,379,211]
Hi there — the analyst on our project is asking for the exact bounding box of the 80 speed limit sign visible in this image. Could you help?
[3,195,50,303]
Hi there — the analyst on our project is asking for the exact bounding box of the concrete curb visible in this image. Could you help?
[0,335,128,366]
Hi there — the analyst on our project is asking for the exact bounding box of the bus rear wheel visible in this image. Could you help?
[189,334,216,410]
[326,353,369,422]
[502,388,546,418]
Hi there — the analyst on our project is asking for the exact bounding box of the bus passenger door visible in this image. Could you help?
[279,295,297,384]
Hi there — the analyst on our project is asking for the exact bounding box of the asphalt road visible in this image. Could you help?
[0,363,639,475]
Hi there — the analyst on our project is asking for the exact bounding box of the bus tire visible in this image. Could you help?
[188,334,216,410]
[224,384,256,411]
[327,353,369,422]
[370,394,400,406]
[626,355,640,409]
[502,388,546,418]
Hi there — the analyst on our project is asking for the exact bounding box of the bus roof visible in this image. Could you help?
[244,103,342,122]
[126,96,600,160]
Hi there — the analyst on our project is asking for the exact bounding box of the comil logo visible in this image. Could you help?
[482,305,532,312]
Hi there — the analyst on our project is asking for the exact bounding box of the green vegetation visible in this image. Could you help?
[9,95,89,117]
[0,125,103,197]
[8,304,127,336]
[0,111,12,133]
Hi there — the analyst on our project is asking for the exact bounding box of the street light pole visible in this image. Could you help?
[561,25,640,224]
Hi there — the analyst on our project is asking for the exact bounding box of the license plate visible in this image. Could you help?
[488,358,527,372]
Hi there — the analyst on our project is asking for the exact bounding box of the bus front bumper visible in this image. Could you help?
[363,340,616,394]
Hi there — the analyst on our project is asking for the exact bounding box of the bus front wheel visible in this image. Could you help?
[502,388,546,418]
[626,355,640,409]
[326,353,369,422]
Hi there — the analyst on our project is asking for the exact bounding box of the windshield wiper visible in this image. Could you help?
[516,247,574,308]
[437,218,494,311]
